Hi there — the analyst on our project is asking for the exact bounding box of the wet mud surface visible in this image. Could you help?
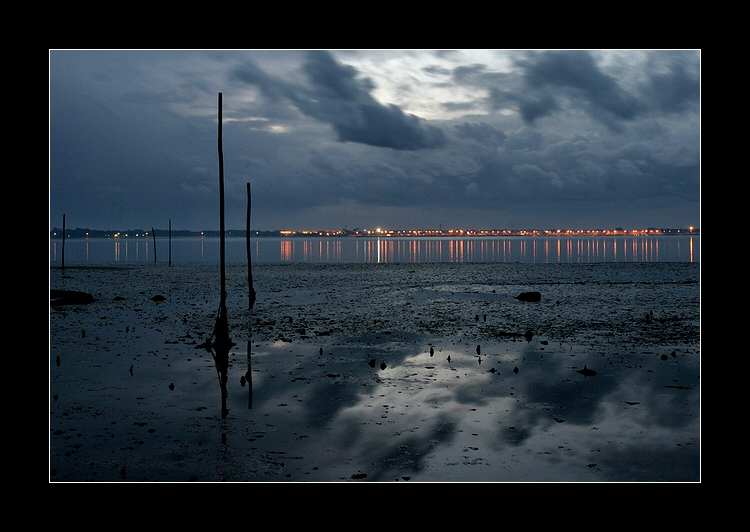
[50,261,700,482]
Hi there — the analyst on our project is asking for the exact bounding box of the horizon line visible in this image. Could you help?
[50,226,700,237]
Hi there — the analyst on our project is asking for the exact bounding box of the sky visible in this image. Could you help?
[49,49,700,232]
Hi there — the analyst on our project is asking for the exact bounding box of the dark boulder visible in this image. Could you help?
[50,289,94,306]
[516,291,541,302]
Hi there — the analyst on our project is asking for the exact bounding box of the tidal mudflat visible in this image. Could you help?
[49,261,700,482]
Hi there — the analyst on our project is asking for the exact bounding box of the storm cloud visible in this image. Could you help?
[49,49,700,232]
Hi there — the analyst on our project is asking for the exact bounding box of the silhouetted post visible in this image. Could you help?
[246,183,257,310]
[245,183,256,408]
[247,338,253,409]
[219,94,226,303]
[213,91,232,419]
[151,227,157,263]
[169,219,172,266]
[61,214,66,271]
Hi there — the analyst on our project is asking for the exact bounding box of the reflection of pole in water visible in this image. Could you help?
[212,301,232,419]
[247,338,253,409]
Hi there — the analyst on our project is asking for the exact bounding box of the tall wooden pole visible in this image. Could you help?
[214,92,231,419]
[219,93,226,301]
[246,183,256,310]
[246,182,255,409]
[169,219,172,266]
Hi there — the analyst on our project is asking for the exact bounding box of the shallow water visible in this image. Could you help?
[49,261,700,482]
[50,234,700,264]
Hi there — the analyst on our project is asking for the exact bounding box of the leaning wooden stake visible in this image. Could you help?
[246,183,257,310]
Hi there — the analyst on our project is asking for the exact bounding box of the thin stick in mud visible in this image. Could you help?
[151,227,156,263]
[61,214,66,271]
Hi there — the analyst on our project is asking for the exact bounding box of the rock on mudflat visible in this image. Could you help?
[516,291,541,302]
[50,289,94,306]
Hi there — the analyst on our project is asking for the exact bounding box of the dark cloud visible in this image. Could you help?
[641,52,700,114]
[454,122,507,148]
[231,60,289,102]
[49,50,700,232]
[516,50,642,128]
[302,50,373,100]
[528,51,640,116]
[485,50,701,133]
[294,51,446,150]
[515,91,561,123]
[233,50,446,151]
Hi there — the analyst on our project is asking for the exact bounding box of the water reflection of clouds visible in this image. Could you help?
[235,337,698,481]
[50,260,699,481]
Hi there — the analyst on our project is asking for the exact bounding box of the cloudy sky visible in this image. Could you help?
[49,49,700,232]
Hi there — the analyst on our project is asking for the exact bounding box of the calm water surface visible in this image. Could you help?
[50,235,699,265]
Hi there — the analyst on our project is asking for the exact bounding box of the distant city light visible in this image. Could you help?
[50,225,699,239]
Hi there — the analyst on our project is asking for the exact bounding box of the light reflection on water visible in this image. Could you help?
[51,235,700,264]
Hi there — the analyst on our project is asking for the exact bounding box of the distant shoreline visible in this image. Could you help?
[50,227,700,239]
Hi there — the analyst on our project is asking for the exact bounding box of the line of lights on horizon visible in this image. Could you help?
[277,226,698,237]
[51,226,698,238]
